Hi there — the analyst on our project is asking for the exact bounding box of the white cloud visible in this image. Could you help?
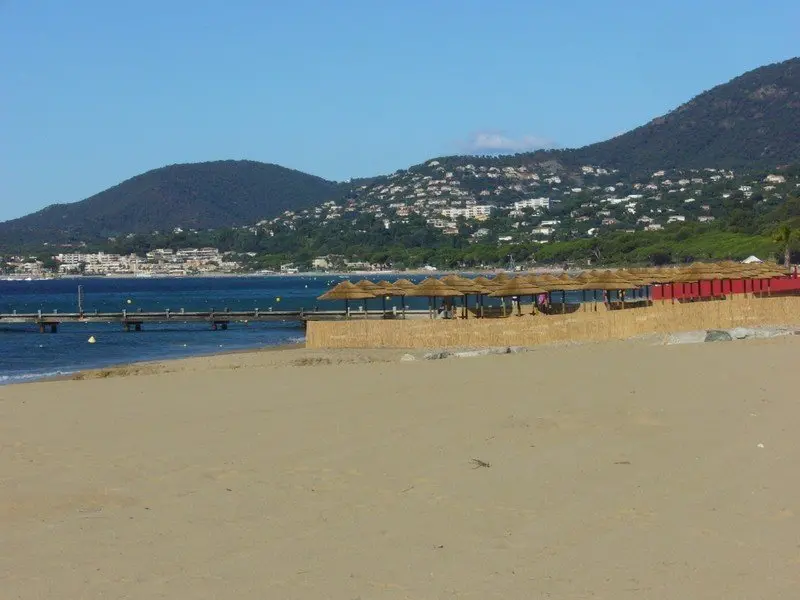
[460,131,557,154]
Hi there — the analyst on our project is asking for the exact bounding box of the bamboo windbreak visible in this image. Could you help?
[312,261,799,347]
[307,296,800,349]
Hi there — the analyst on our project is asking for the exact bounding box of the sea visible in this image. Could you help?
[0,274,431,385]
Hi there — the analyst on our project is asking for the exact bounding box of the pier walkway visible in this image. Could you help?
[0,308,428,332]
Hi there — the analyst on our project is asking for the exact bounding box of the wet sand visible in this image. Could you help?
[2,337,799,598]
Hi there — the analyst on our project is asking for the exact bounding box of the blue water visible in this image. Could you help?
[0,274,618,384]
[0,275,427,384]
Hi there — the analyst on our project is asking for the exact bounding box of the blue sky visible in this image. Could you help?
[1,0,798,221]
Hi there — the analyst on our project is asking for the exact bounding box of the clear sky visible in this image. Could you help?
[1,0,798,221]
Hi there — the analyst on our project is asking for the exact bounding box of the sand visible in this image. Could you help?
[2,337,800,598]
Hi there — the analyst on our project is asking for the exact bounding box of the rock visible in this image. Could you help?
[423,351,452,360]
[665,331,707,345]
[729,327,750,340]
[704,329,733,342]
[507,346,528,354]
[400,353,416,362]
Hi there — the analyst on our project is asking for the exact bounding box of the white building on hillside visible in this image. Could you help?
[512,197,551,211]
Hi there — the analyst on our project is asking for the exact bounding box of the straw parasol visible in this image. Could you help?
[355,279,383,293]
[473,275,497,288]
[526,273,561,290]
[529,273,579,312]
[616,269,654,301]
[491,272,511,285]
[354,280,390,314]
[577,270,639,307]
[390,278,417,293]
[387,279,417,317]
[374,280,403,314]
[489,276,547,316]
[403,277,463,318]
[318,281,376,316]
[441,275,488,318]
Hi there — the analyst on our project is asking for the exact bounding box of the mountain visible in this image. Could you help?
[0,160,341,247]
[405,57,800,175]
[554,57,800,172]
[2,58,799,251]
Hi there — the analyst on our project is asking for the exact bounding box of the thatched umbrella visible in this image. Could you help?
[491,272,512,286]
[403,277,463,318]
[527,273,559,288]
[441,275,487,318]
[529,273,577,312]
[489,276,547,316]
[388,279,416,318]
[554,273,585,311]
[617,269,652,302]
[355,280,387,315]
[318,281,376,317]
[578,270,639,308]
[473,275,496,287]
[355,279,383,293]
[471,276,499,316]
[373,280,403,315]
[391,278,417,291]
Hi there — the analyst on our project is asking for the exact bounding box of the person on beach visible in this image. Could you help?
[537,293,548,312]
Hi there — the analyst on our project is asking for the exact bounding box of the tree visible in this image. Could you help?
[40,256,60,272]
[772,224,800,268]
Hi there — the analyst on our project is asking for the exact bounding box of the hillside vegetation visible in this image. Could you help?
[1,58,799,262]
[0,161,341,246]
[562,57,800,172]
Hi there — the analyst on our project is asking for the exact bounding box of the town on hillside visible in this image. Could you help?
[2,163,799,277]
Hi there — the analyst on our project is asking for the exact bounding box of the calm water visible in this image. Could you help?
[0,275,422,384]
[0,274,602,384]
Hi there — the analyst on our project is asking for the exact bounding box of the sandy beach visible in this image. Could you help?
[2,336,800,598]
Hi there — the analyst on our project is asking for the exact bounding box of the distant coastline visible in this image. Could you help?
[4,266,573,282]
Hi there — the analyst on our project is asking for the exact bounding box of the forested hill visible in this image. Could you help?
[403,57,800,175]
[0,160,342,245]
[555,57,800,173]
[1,58,799,249]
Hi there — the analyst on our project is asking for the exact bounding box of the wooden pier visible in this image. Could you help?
[0,308,428,332]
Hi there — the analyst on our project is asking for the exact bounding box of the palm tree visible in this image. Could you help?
[772,224,799,268]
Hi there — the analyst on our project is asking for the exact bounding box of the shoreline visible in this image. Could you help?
[2,267,563,282]
[4,340,307,387]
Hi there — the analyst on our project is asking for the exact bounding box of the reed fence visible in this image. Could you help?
[305,296,800,349]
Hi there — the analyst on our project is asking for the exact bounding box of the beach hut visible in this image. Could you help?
[403,278,462,318]
[318,281,376,317]
[488,277,547,316]
[675,263,725,299]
